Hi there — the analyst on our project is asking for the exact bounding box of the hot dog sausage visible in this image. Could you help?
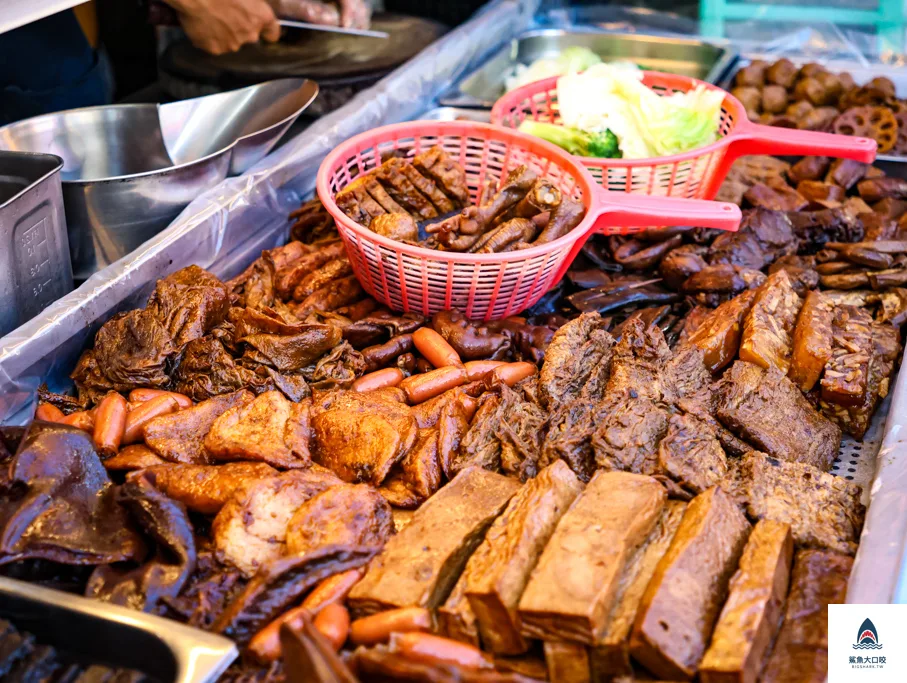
[248,605,310,663]
[93,393,127,456]
[399,366,468,404]
[128,388,193,409]
[59,409,95,432]
[412,328,462,368]
[389,632,492,669]
[463,360,506,381]
[492,361,538,387]
[349,607,433,646]
[123,395,180,444]
[313,603,349,652]
[352,368,405,393]
[302,569,364,613]
[35,403,65,423]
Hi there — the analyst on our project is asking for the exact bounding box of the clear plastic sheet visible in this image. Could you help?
[0,0,540,424]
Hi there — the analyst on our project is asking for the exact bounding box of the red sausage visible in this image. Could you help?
[247,605,310,663]
[60,409,95,432]
[352,368,405,393]
[493,361,538,387]
[389,632,492,669]
[463,360,506,381]
[313,603,349,651]
[35,403,65,423]
[128,388,193,409]
[349,607,433,646]
[123,395,180,444]
[399,365,468,404]
[302,569,364,613]
[412,328,462,368]
[93,393,127,457]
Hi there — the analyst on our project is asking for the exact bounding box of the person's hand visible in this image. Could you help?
[165,0,281,55]
[273,0,371,29]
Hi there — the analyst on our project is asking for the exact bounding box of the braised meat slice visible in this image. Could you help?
[739,270,803,373]
[824,322,901,439]
[464,461,585,655]
[629,487,751,680]
[657,413,728,495]
[788,290,834,392]
[606,318,672,401]
[0,422,143,565]
[311,391,418,485]
[722,451,865,554]
[699,519,793,683]
[519,471,665,645]
[660,344,712,408]
[144,390,254,464]
[591,398,670,475]
[138,461,277,514]
[684,289,757,373]
[819,305,873,408]
[145,265,229,349]
[591,500,686,680]
[538,312,613,409]
[204,391,312,469]
[84,310,175,392]
[715,361,841,471]
[738,208,798,260]
[413,145,469,205]
[285,483,393,557]
[787,208,864,251]
[212,469,342,577]
[760,550,852,683]
[348,467,520,616]
[496,382,547,482]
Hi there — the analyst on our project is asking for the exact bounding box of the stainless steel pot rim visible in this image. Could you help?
[2,79,318,184]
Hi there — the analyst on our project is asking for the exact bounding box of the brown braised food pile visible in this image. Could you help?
[332,145,586,252]
[4,153,904,683]
[732,58,906,155]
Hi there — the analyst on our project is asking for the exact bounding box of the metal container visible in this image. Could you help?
[0,79,318,280]
[722,56,907,166]
[0,576,237,683]
[418,107,492,123]
[440,29,737,108]
[0,151,72,336]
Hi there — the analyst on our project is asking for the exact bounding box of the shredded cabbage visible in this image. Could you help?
[555,63,724,159]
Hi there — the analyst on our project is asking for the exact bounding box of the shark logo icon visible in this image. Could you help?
[854,618,883,650]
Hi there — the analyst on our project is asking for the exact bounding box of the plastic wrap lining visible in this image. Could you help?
[0,0,540,424]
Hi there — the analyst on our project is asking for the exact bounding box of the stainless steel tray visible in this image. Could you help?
[722,55,907,166]
[0,576,237,682]
[418,107,492,123]
[440,29,737,108]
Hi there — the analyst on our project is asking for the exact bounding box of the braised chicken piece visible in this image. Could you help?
[413,145,469,205]
[212,469,342,577]
[205,391,312,469]
[285,483,393,556]
[380,428,443,508]
[370,213,419,242]
[311,391,418,485]
[137,461,277,515]
[144,389,254,464]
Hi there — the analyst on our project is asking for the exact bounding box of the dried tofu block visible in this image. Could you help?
[760,550,852,683]
[544,641,592,683]
[348,467,520,616]
[820,305,873,408]
[739,270,803,373]
[821,321,901,439]
[788,291,834,392]
[684,290,757,373]
[699,520,794,683]
[518,472,666,645]
[437,572,480,647]
[465,461,585,655]
[590,501,686,682]
[629,487,751,681]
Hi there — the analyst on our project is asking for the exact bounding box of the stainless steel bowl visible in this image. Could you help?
[0,78,318,279]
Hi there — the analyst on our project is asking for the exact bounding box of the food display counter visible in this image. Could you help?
[1,2,907,682]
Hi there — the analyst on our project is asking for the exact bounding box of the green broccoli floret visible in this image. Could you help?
[517,120,621,158]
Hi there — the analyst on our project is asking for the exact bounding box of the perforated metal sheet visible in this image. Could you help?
[833,389,892,505]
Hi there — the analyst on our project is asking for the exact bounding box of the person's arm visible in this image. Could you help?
[161,0,281,55]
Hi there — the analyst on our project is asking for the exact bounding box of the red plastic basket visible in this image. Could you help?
[317,121,740,320]
[492,71,877,200]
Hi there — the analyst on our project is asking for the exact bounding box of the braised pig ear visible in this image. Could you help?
[85,474,196,612]
[0,422,144,565]
[281,614,358,683]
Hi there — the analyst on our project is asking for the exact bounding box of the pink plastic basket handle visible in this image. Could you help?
[726,120,877,162]
[588,188,743,236]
